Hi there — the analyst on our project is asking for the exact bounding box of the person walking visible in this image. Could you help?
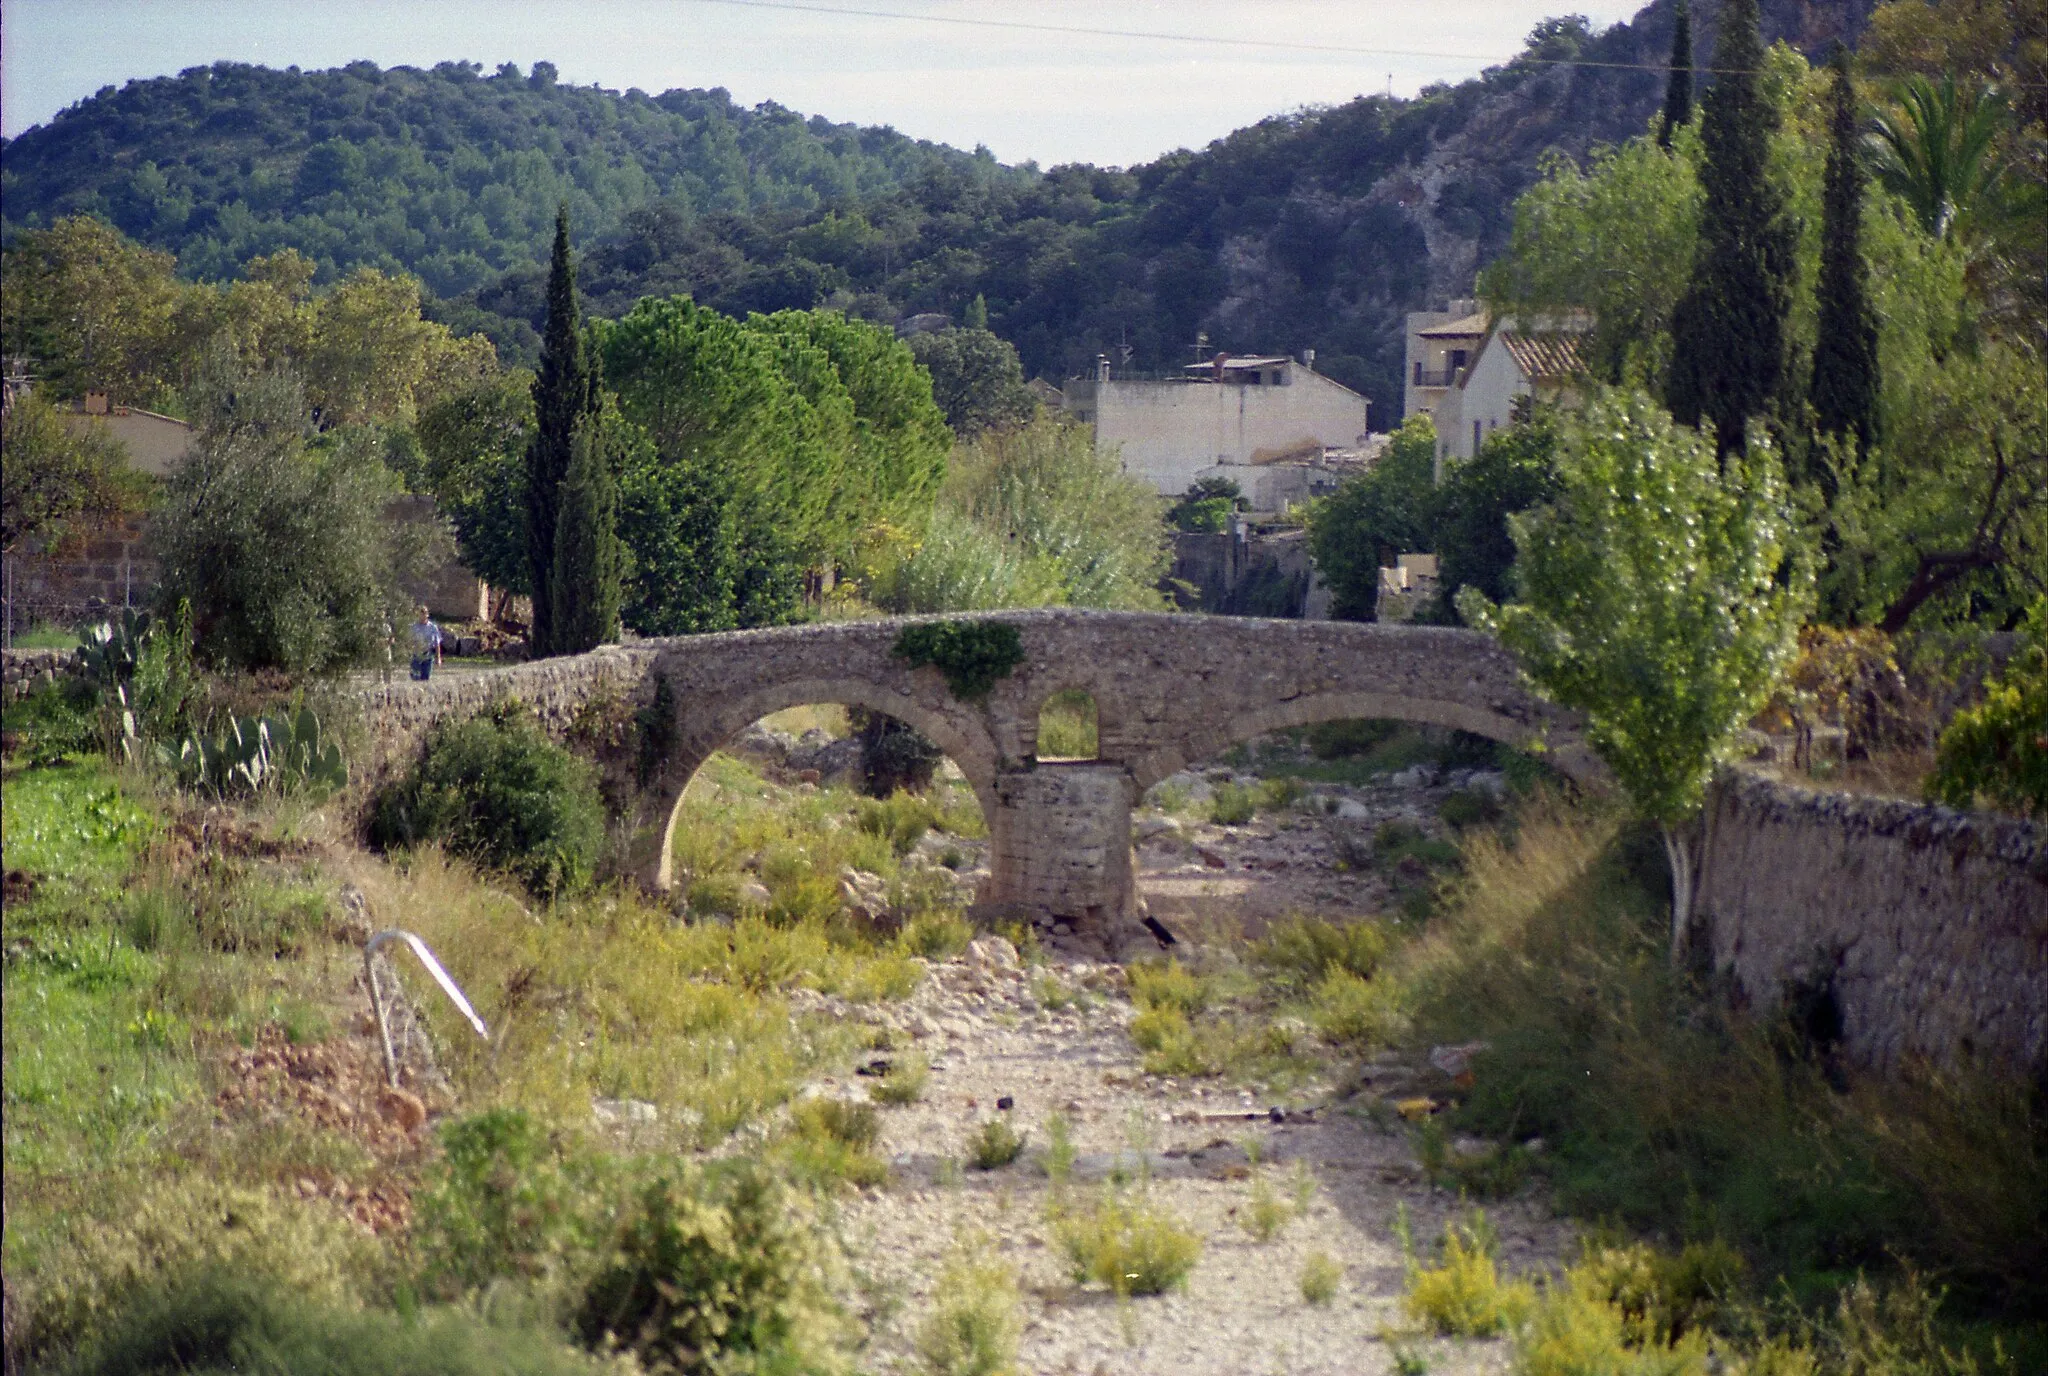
[408,604,444,681]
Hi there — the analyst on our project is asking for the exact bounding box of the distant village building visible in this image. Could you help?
[1376,552,1440,623]
[1062,352,1371,499]
[1431,320,1588,479]
[61,391,197,476]
[1402,299,1484,423]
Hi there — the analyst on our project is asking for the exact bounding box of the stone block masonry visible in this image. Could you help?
[1699,770,2047,1076]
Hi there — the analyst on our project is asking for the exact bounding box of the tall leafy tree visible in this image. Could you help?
[526,206,587,657]
[1664,0,1794,454]
[1458,389,1812,960]
[1811,46,1880,457]
[1657,0,1693,149]
[549,372,624,654]
[1305,416,1438,620]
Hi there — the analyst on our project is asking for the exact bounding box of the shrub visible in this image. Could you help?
[13,1176,377,1366]
[892,620,1025,702]
[1300,1251,1343,1306]
[575,1161,847,1375]
[3,680,103,764]
[1311,969,1403,1048]
[1243,1173,1292,1242]
[785,1097,888,1188]
[1056,1190,1201,1296]
[898,912,973,961]
[1404,1214,1535,1337]
[370,702,605,898]
[1258,776,1306,812]
[856,791,938,856]
[852,708,944,797]
[1926,600,2046,818]
[1438,787,1504,831]
[1129,1005,1217,1077]
[917,1252,1021,1376]
[1253,916,1387,987]
[412,1109,592,1297]
[1208,781,1256,825]
[968,1119,1025,1171]
[1127,958,1211,1016]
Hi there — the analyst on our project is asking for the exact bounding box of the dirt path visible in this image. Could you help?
[813,938,1574,1376]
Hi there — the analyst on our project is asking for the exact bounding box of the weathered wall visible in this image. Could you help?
[986,763,1136,925]
[1700,770,2047,1075]
[1068,370,1371,495]
[3,517,157,632]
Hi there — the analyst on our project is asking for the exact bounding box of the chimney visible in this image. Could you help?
[1212,351,1230,383]
[84,390,110,415]
[1096,354,1111,382]
[1301,348,1315,371]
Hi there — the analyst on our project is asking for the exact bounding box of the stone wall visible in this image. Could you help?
[1699,770,2047,1075]
[3,516,157,632]
[2,648,81,703]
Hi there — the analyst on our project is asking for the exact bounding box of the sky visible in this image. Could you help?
[2,0,1648,167]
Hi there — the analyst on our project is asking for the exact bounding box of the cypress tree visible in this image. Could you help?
[1657,1,1693,149]
[1665,0,1793,455]
[1811,45,1879,457]
[549,352,623,655]
[526,204,586,657]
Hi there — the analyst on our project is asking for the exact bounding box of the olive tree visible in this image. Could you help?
[1458,389,1812,958]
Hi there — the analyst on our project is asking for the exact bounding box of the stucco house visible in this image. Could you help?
[61,391,197,476]
[1061,352,1371,497]
[1430,318,1589,480]
[1402,299,1485,423]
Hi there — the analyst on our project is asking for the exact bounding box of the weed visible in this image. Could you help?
[1404,1212,1535,1337]
[1127,958,1211,1016]
[1438,787,1503,831]
[1031,971,1080,1011]
[413,1109,593,1296]
[1056,1190,1202,1297]
[1258,776,1306,812]
[1042,1113,1077,1185]
[1311,968,1403,1048]
[1208,781,1257,825]
[969,1118,1027,1171]
[1389,1340,1433,1376]
[1037,687,1100,760]
[1253,915,1388,987]
[1300,1251,1343,1306]
[1243,1173,1292,1241]
[870,1052,930,1106]
[918,1249,1021,1376]
[899,912,974,960]
[1128,1005,1214,1077]
[856,791,939,856]
[1146,781,1192,814]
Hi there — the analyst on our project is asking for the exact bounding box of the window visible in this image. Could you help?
[1036,689,1099,761]
[1473,420,1483,453]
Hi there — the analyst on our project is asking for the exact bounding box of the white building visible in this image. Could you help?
[1402,299,1485,422]
[61,391,196,476]
[1062,353,1371,497]
[1431,320,1588,480]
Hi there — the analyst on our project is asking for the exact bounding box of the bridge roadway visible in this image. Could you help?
[356,610,1593,946]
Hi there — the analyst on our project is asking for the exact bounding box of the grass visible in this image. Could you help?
[7,624,85,650]
[1055,1189,1201,1297]
[1241,1172,1291,1241]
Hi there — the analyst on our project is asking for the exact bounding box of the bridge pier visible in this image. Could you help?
[981,763,1139,948]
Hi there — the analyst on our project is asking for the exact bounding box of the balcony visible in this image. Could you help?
[1412,363,1462,388]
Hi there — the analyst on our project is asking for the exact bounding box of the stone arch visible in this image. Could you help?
[1128,688,1605,794]
[1033,686,1102,762]
[640,675,1003,890]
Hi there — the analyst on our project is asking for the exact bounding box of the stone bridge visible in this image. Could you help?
[357,610,1594,942]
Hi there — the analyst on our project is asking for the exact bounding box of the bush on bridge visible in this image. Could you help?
[369,701,604,898]
[890,619,1024,702]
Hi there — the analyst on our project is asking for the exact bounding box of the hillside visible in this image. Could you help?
[1,0,1874,416]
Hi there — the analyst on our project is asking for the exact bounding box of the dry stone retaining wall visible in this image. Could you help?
[1699,770,2047,1075]
[2,648,82,703]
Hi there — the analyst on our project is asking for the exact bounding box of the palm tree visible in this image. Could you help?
[1867,74,2014,241]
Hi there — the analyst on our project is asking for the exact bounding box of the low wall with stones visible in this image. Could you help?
[1699,770,2047,1075]
[2,648,82,703]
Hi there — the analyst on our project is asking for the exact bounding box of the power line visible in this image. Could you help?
[675,0,1770,78]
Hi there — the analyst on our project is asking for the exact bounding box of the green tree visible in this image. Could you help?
[417,373,534,595]
[1430,408,1561,619]
[0,390,139,555]
[1811,46,1880,457]
[549,387,624,654]
[0,216,189,406]
[598,296,844,633]
[904,327,1038,437]
[526,206,586,657]
[1665,0,1795,453]
[1657,1,1693,149]
[1458,389,1812,959]
[154,352,416,674]
[1305,416,1438,620]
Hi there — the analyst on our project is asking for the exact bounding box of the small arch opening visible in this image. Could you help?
[1036,689,1099,761]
